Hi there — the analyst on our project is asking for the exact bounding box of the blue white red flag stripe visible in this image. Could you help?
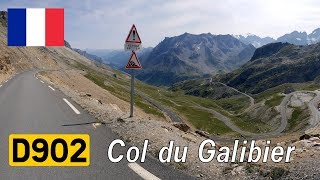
[7,8,64,46]
[46,8,64,46]
[8,9,26,46]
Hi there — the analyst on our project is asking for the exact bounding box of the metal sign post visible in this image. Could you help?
[125,24,142,117]
[130,70,135,117]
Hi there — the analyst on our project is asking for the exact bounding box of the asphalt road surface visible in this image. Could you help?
[0,71,193,180]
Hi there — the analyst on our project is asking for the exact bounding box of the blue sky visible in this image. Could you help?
[1,0,320,49]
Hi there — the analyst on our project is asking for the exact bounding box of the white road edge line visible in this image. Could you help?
[128,163,161,180]
[63,98,81,115]
[48,86,55,91]
[0,85,2,87]
[40,80,44,83]
[92,123,96,129]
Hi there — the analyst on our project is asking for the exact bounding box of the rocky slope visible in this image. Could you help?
[73,48,104,64]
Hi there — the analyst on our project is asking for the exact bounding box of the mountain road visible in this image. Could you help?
[0,71,193,180]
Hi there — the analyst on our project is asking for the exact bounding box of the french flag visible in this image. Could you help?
[8,8,64,46]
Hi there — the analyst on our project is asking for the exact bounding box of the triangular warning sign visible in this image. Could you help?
[126,51,142,69]
[125,24,142,44]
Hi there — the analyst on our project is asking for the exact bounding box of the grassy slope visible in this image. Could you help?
[74,62,234,134]
[76,62,165,119]
[285,107,310,132]
[215,96,250,114]
[254,83,320,104]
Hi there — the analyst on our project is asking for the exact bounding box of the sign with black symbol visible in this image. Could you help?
[125,24,142,44]
[126,51,142,69]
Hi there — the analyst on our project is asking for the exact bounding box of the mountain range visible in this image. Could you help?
[137,33,255,86]
[85,28,320,87]
[234,28,320,47]
[88,33,255,86]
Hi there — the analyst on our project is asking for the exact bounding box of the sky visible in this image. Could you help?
[1,0,320,49]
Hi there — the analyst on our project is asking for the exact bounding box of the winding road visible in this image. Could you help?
[199,79,320,138]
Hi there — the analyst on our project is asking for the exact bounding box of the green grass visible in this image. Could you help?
[215,96,250,114]
[231,114,272,133]
[174,105,232,134]
[302,83,320,91]
[136,83,234,134]
[285,107,310,132]
[265,94,285,107]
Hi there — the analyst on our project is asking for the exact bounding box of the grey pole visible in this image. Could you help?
[130,69,135,117]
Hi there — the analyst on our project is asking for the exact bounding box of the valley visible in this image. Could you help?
[54,57,320,140]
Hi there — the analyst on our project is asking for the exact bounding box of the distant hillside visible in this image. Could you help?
[137,33,255,86]
[218,42,320,93]
[170,78,241,100]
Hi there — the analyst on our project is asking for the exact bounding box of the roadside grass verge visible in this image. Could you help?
[74,62,165,118]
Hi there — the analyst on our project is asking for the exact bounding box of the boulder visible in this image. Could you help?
[173,123,190,132]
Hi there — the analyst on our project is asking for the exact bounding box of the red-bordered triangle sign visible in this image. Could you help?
[125,24,142,44]
[126,51,142,69]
